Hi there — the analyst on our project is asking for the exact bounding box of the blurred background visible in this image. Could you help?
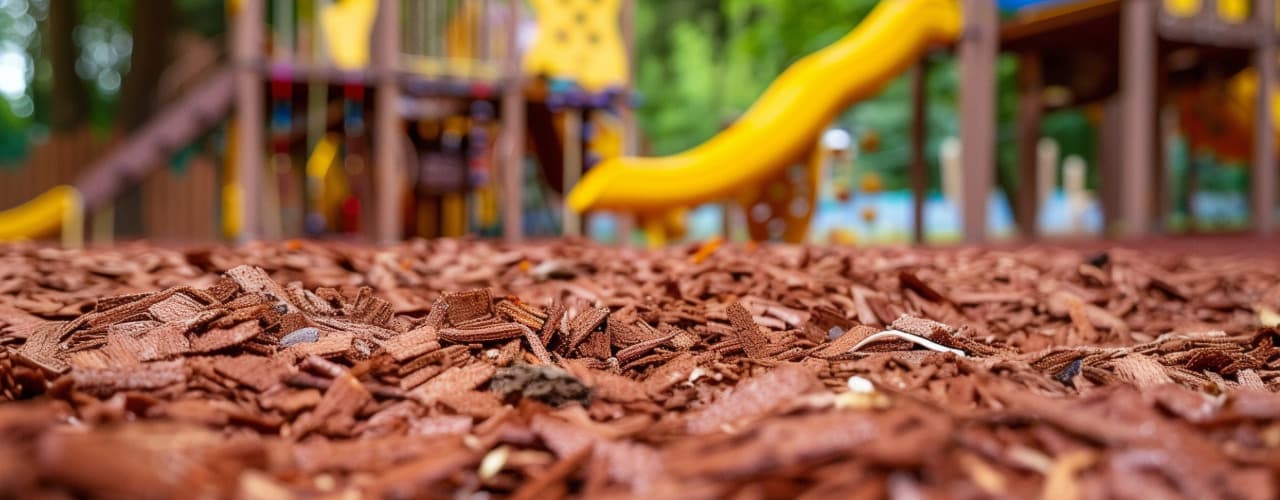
[0,0,1269,245]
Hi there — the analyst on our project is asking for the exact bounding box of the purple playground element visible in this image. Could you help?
[586,92,612,108]
[470,101,496,120]
[546,93,566,111]
[564,90,586,108]
[304,213,327,236]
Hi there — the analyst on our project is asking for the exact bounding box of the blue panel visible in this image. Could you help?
[999,0,1076,11]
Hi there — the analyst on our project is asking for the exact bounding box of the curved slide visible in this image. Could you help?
[0,68,234,242]
[0,185,81,243]
[568,0,962,214]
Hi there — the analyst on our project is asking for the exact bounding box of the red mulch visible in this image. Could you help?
[1,238,1279,498]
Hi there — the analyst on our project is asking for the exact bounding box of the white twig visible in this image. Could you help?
[849,329,967,357]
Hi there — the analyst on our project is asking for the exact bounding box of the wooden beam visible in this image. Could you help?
[614,0,637,246]
[373,0,403,244]
[501,0,525,242]
[233,0,264,242]
[959,0,998,244]
[1154,59,1170,233]
[1255,0,1277,234]
[1097,97,1122,235]
[1119,0,1156,238]
[909,60,928,244]
[1015,52,1043,238]
[561,110,583,237]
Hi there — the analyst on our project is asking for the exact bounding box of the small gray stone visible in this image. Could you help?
[279,327,320,347]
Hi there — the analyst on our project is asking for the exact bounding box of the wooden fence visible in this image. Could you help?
[0,128,113,208]
[1,129,220,242]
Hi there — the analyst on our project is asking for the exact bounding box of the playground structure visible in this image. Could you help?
[0,0,637,245]
[232,0,637,243]
[1002,0,1278,238]
[3,0,1280,246]
[569,0,963,244]
[570,0,1280,245]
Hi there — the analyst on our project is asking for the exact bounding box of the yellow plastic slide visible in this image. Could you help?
[0,185,82,243]
[568,0,961,214]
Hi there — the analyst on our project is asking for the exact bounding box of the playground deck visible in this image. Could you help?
[1,238,1279,497]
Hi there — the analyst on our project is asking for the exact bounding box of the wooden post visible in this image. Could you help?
[959,0,998,244]
[1154,68,1170,233]
[909,60,928,244]
[501,0,525,242]
[373,0,403,244]
[562,110,584,237]
[1063,155,1088,234]
[233,0,264,242]
[1097,98,1122,235]
[1037,138,1058,218]
[614,0,637,246]
[1015,52,1043,239]
[1120,0,1156,238]
[1255,0,1276,234]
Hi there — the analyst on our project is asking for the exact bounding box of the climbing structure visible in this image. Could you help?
[0,0,635,245]
[1002,0,1278,237]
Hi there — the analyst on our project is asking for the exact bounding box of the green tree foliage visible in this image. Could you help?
[0,0,224,164]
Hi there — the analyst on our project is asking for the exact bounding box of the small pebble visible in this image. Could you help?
[847,376,875,394]
[279,327,319,347]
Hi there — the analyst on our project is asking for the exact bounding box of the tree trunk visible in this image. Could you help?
[47,0,87,131]
[115,0,174,131]
[114,0,175,237]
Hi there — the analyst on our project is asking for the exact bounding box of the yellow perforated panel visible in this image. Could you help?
[321,0,377,69]
[523,0,628,91]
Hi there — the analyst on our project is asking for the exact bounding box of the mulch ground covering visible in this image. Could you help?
[3,238,1280,498]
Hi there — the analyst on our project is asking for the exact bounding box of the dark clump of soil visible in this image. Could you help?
[492,364,592,407]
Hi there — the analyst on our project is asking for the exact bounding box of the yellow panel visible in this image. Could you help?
[1217,0,1249,23]
[589,111,623,160]
[446,1,479,60]
[306,133,340,181]
[442,192,466,236]
[222,119,241,239]
[320,0,377,69]
[1163,0,1201,18]
[523,0,627,91]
